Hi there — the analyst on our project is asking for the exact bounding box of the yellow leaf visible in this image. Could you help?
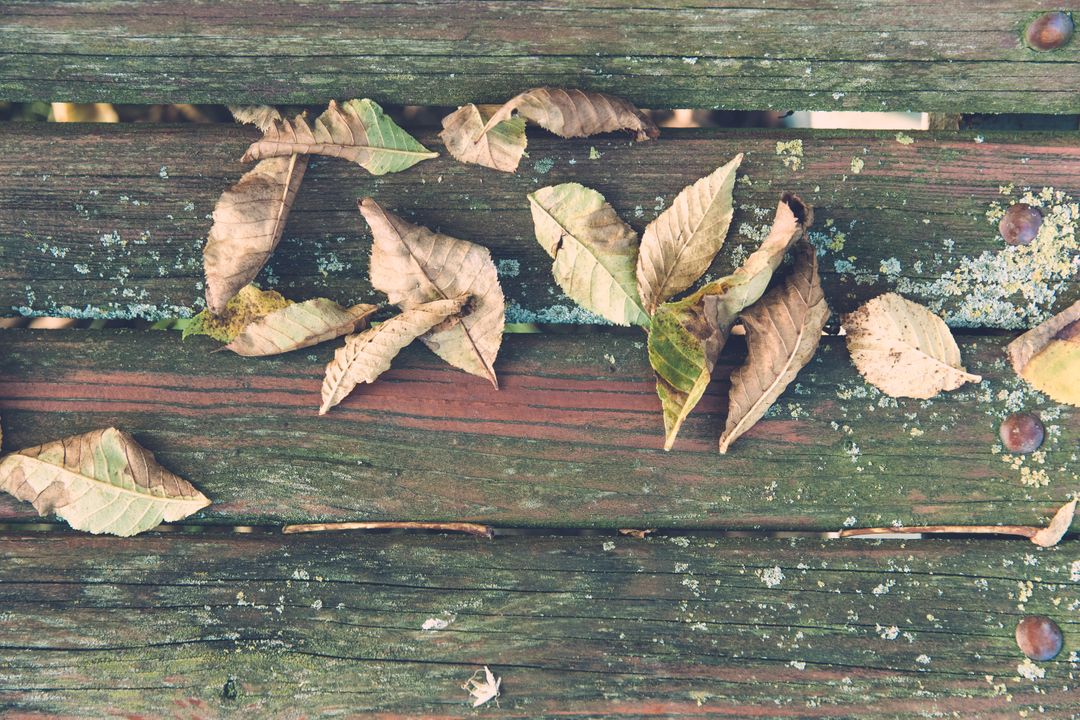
[528,182,648,327]
[1007,300,1080,407]
[842,293,981,399]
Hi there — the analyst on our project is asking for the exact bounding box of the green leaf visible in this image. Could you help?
[648,193,813,450]
[528,182,649,327]
[242,99,437,175]
[183,285,291,342]
[0,427,210,536]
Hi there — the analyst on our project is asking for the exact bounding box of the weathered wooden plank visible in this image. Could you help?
[2,1,1079,113]
[2,123,1078,328]
[0,532,1075,718]
[0,328,1074,529]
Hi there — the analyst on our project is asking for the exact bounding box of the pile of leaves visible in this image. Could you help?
[0,86,1076,540]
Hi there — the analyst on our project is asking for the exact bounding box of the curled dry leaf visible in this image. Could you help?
[229,105,285,133]
[362,198,505,388]
[649,194,812,450]
[528,183,648,327]
[319,296,469,415]
[636,155,743,314]
[843,293,981,399]
[1007,300,1080,407]
[243,99,437,175]
[0,427,210,536]
[184,285,291,342]
[204,152,308,314]
[475,87,659,143]
[223,299,378,357]
[719,240,829,454]
[462,666,501,708]
[1031,497,1078,547]
[440,103,527,172]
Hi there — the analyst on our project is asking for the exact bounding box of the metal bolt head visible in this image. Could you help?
[1026,11,1074,51]
[1015,615,1063,661]
[999,412,1045,453]
[999,203,1043,246]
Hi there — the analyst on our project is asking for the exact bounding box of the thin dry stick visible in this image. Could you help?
[282,521,494,538]
[840,525,1040,540]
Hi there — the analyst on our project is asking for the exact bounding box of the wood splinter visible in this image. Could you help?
[839,498,1076,548]
[282,521,494,538]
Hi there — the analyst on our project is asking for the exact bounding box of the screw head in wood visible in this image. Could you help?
[1026,11,1074,51]
[999,412,1045,453]
[998,203,1043,246]
[1015,615,1063,661]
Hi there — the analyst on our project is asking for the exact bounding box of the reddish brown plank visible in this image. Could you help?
[0,328,1074,530]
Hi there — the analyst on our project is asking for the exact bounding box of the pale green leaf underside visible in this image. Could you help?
[528,183,649,327]
[0,427,210,536]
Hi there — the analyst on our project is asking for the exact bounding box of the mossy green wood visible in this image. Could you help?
[0,329,1075,530]
[3,1,1079,113]
[3,124,1079,326]
[0,533,1076,718]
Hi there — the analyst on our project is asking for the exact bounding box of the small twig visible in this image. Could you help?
[282,521,494,538]
[839,498,1076,548]
[840,525,1039,540]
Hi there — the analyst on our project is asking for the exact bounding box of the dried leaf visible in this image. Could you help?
[462,666,501,708]
[223,299,378,357]
[440,103,527,172]
[0,427,210,536]
[242,99,437,175]
[204,153,308,313]
[719,241,829,453]
[636,155,743,314]
[362,198,506,387]
[528,183,648,327]
[1007,300,1080,407]
[648,194,813,450]
[1031,498,1077,547]
[229,105,282,132]
[477,87,658,143]
[184,285,291,342]
[843,293,981,399]
[319,296,469,415]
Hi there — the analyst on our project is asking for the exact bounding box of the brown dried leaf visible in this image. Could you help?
[476,87,659,143]
[204,153,308,313]
[229,105,283,132]
[362,198,506,387]
[719,241,829,453]
[242,99,437,175]
[223,299,377,357]
[0,427,210,536]
[636,155,743,314]
[319,296,469,415]
[843,293,981,399]
[1007,300,1080,407]
[439,104,527,172]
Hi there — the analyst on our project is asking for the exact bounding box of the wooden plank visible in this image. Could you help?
[0,532,1075,718]
[0,328,1074,530]
[2,1,1079,113]
[2,123,1078,329]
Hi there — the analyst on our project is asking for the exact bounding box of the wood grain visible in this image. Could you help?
[0,329,1074,530]
[2,123,1078,328]
[1,1,1079,112]
[0,532,1075,718]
